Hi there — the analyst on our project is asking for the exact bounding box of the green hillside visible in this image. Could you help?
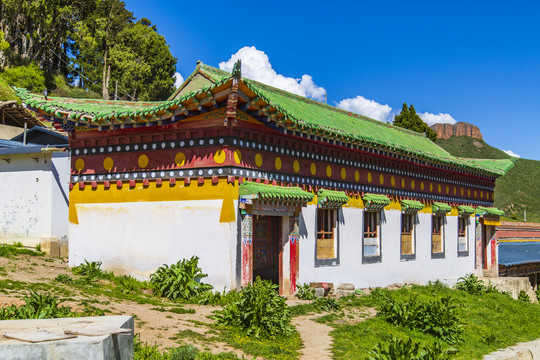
[436,136,539,223]
[436,136,511,159]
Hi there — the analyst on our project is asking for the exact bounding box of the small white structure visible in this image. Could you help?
[0,139,70,253]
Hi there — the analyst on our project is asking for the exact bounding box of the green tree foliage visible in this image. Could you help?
[1,62,45,92]
[393,103,438,141]
[108,19,176,101]
[0,0,177,100]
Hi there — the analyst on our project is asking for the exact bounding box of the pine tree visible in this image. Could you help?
[393,103,437,141]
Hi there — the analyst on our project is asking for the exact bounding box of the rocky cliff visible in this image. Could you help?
[430,122,483,140]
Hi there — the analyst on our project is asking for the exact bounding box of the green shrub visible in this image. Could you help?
[2,63,46,92]
[536,287,540,302]
[55,274,73,283]
[72,260,105,278]
[150,256,213,301]
[518,290,530,302]
[195,289,240,306]
[215,277,293,338]
[0,292,73,319]
[379,294,463,344]
[369,336,451,360]
[454,273,485,295]
[313,297,340,312]
[296,283,316,300]
[114,275,145,294]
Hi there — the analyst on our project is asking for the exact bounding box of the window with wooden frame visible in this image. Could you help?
[363,211,381,262]
[458,216,469,256]
[316,208,337,262]
[401,213,415,259]
[432,215,445,258]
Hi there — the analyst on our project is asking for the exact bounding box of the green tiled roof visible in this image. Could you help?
[432,202,452,215]
[14,62,515,177]
[239,181,314,202]
[458,205,475,216]
[476,206,505,217]
[363,193,390,210]
[317,189,348,207]
[401,200,424,213]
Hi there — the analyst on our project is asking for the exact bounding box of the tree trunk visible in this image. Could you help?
[102,48,109,99]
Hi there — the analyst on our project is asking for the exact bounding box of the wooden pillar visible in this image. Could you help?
[240,214,253,287]
[289,216,300,295]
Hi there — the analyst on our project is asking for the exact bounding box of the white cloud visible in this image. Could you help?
[419,112,457,126]
[219,46,327,101]
[502,149,521,158]
[174,72,184,88]
[335,96,393,122]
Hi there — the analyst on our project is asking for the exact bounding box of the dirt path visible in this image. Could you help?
[292,315,333,360]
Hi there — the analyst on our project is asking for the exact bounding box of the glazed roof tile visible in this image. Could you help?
[14,62,515,177]
[401,200,424,212]
[317,189,349,206]
[239,181,314,202]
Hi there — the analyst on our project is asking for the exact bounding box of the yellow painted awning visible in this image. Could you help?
[483,219,501,226]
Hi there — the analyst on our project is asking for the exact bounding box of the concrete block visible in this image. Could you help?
[0,315,133,360]
[40,237,60,257]
[60,243,69,258]
[337,283,355,291]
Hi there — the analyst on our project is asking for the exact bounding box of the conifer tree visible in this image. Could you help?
[393,103,437,141]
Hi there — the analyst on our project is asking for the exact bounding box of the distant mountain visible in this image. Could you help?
[435,133,539,223]
[431,122,483,140]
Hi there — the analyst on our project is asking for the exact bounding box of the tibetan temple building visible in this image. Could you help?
[15,61,514,294]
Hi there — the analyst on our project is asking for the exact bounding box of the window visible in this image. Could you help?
[316,208,337,263]
[432,215,445,258]
[401,213,415,260]
[363,211,381,263]
[458,216,469,256]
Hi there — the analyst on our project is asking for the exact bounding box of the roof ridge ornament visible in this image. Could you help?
[232,59,242,79]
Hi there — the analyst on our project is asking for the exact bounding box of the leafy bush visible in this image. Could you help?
[518,290,530,302]
[454,273,485,295]
[313,297,340,312]
[295,283,316,300]
[215,277,293,338]
[194,288,240,306]
[1,63,46,92]
[0,292,73,319]
[114,275,146,294]
[369,336,451,360]
[379,294,463,344]
[150,256,213,301]
[55,274,73,283]
[536,287,540,302]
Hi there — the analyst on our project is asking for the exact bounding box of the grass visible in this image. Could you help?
[436,136,511,160]
[435,135,540,223]
[328,283,540,359]
[494,158,540,223]
[213,326,302,360]
[0,243,44,257]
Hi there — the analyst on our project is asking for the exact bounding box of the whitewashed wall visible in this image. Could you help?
[0,151,69,246]
[69,199,238,290]
[298,205,475,289]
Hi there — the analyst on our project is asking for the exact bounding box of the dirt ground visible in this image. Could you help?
[0,254,378,359]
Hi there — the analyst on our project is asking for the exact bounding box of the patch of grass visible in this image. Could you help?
[329,284,540,359]
[0,243,44,257]
[216,326,301,360]
[134,335,242,359]
[150,306,195,315]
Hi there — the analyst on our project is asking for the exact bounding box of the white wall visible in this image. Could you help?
[69,199,238,290]
[298,205,475,289]
[0,152,52,245]
[50,152,70,245]
[0,151,70,246]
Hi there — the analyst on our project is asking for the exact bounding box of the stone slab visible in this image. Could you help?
[0,315,133,360]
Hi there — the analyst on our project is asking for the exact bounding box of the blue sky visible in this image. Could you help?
[125,0,540,160]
